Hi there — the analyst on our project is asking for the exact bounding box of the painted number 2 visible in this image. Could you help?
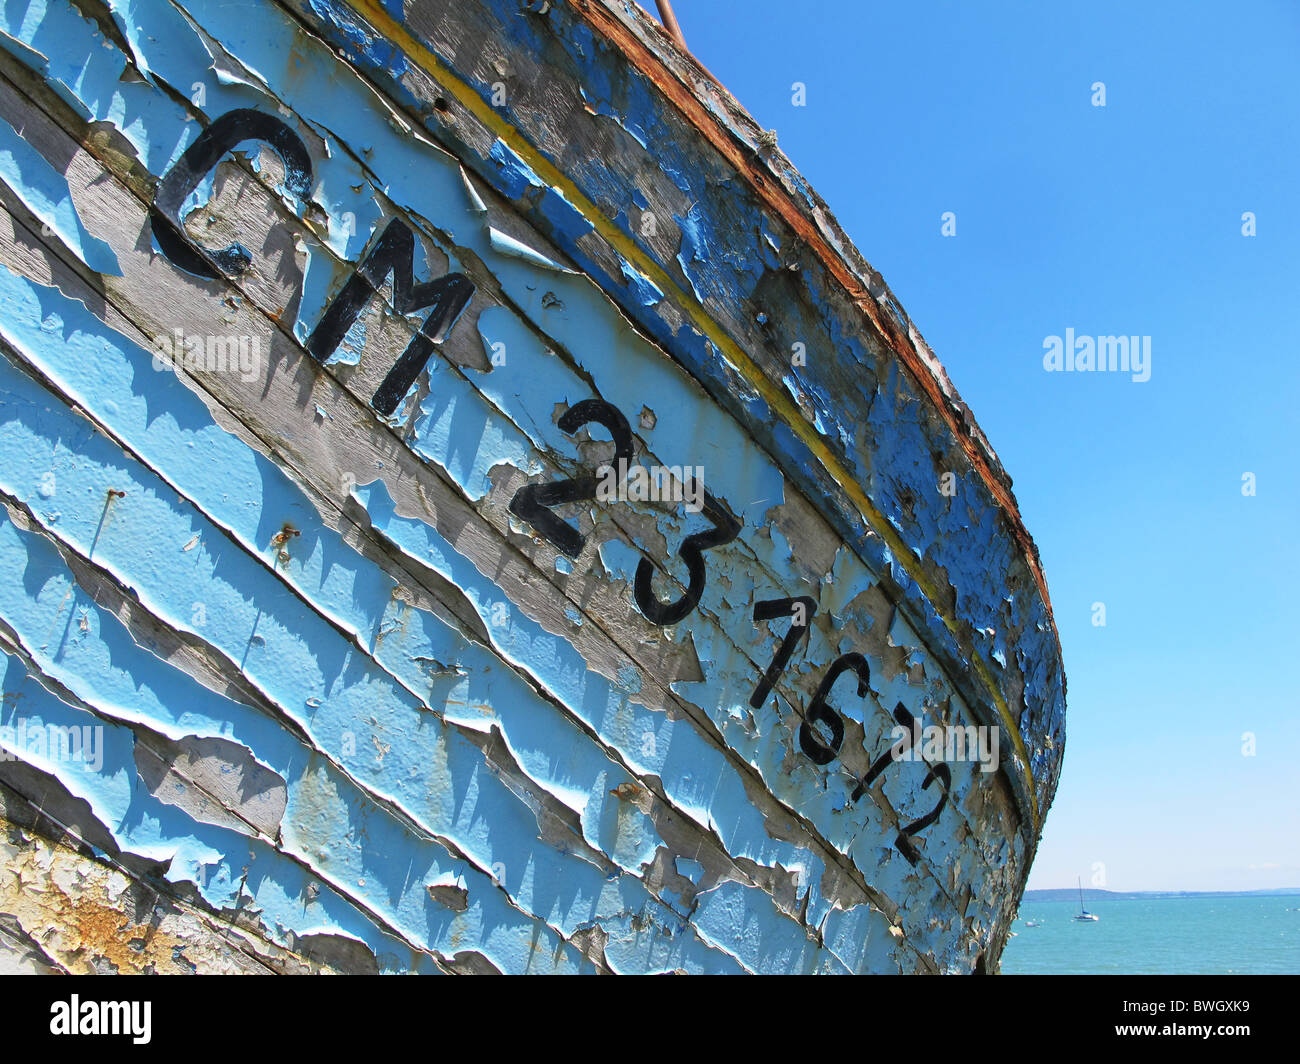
[508,398,633,558]
[851,704,951,865]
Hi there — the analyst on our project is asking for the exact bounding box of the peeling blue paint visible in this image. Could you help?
[0,113,120,275]
[269,0,1063,817]
[0,265,883,971]
[0,0,1061,972]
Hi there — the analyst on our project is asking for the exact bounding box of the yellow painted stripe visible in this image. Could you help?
[341,0,1040,832]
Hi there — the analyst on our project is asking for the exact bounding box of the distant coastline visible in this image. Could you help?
[1024,887,1300,901]
[1004,892,1296,974]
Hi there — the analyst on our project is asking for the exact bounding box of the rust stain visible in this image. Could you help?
[270,522,301,548]
[1,837,191,973]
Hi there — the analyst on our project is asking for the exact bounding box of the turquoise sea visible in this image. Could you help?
[1000,895,1300,974]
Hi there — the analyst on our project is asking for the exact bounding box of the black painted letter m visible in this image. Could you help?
[306,219,474,415]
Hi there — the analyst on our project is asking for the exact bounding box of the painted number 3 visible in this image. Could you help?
[508,397,740,626]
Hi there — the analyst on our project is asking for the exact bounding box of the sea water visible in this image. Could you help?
[1000,895,1300,974]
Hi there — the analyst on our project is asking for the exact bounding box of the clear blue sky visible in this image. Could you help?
[679,0,1299,891]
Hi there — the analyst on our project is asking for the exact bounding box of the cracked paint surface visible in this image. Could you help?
[0,0,1063,973]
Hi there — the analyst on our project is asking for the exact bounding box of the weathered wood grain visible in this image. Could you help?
[0,190,896,972]
[0,0,1065,973]
[0,48,985,929]
[275,0,1064,825]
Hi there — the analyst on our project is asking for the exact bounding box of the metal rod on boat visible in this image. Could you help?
[655,0,689,50]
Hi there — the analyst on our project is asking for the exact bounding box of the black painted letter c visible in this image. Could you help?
[150,109,313,279]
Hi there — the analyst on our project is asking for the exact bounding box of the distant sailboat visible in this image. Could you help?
[1074,877,1100,921]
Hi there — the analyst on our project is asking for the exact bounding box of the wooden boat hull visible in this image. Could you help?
[0,0,1065,973]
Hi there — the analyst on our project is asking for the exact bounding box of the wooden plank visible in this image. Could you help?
[0,0,1066,971]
